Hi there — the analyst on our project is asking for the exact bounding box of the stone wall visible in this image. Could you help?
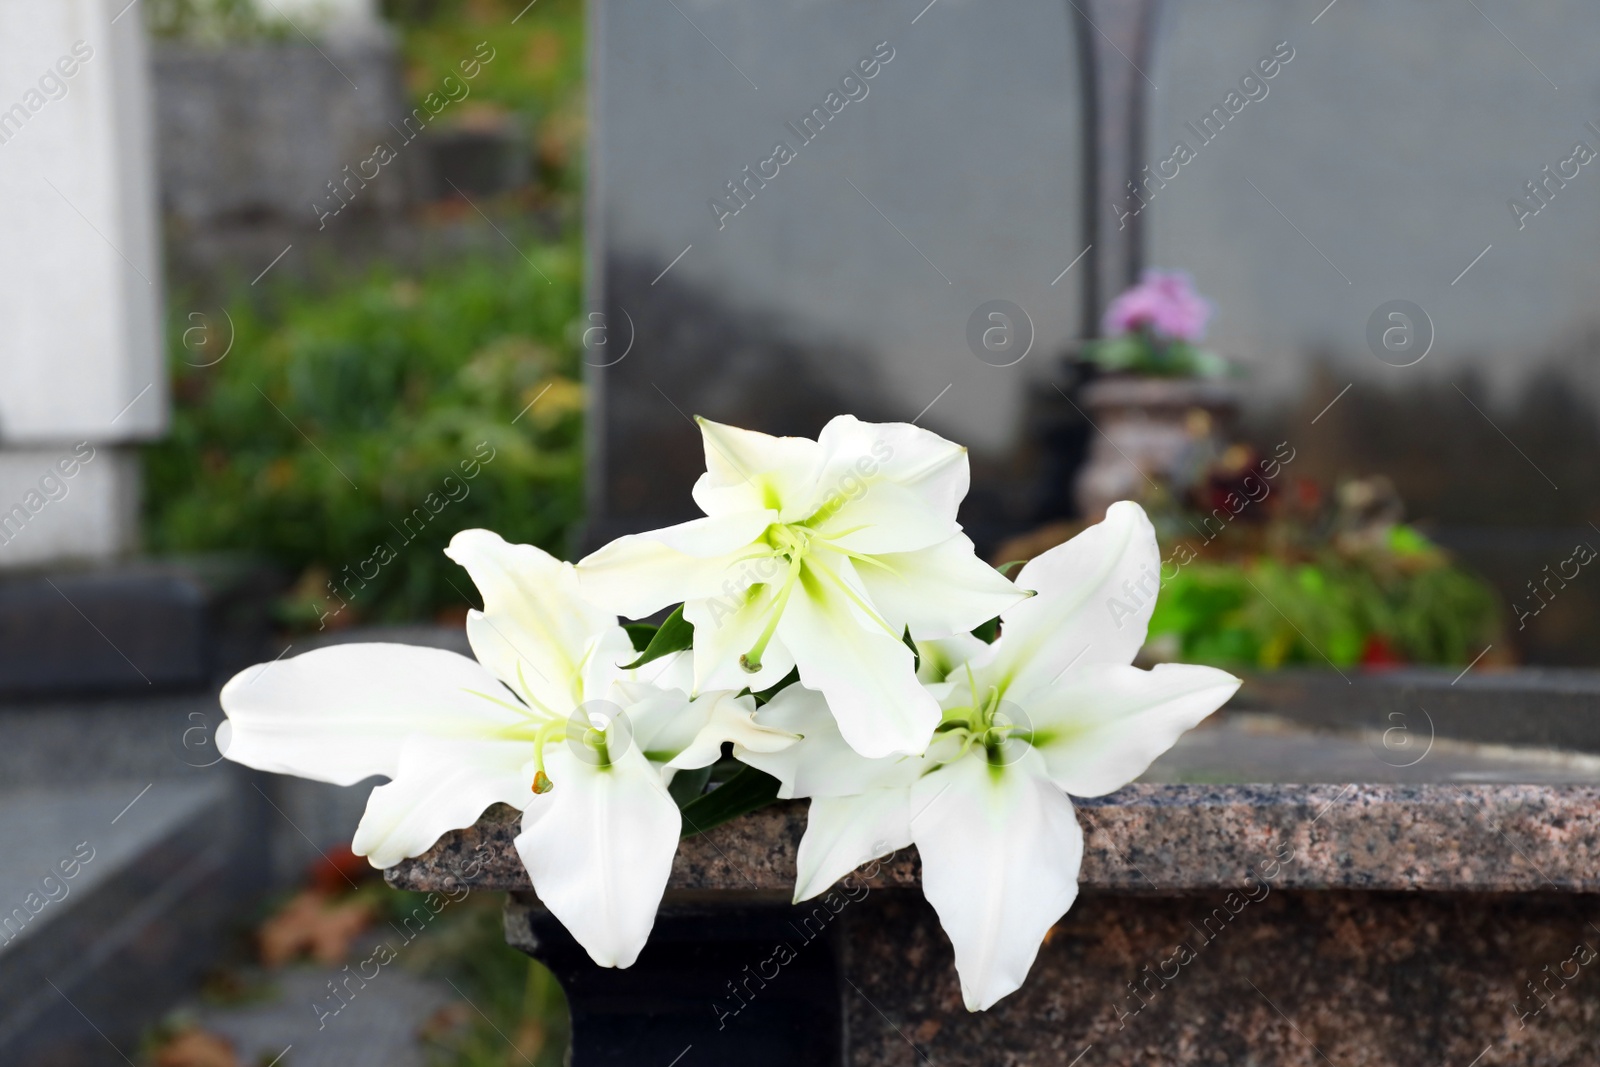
[152,40,411,229]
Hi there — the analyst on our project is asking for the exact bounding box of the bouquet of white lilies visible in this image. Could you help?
[220,414,1239,1010]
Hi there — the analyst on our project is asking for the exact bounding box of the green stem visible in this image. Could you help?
[742,552,803,672]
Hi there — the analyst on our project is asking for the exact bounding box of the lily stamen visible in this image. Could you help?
[529,717,567,787]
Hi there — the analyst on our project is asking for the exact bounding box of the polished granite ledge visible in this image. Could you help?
[387,781,1600,896]
[386,708,1600,1066]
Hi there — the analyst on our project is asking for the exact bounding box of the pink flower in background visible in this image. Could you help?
[1102,270,1213,342]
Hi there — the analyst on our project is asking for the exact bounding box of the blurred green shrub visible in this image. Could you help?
[144,0,297,42]
[385,0,584,115]
[145,246,585,627]
[1148,524,1503,669]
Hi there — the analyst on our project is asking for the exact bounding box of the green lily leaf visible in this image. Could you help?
[667,765,713,808]
[750,666,800,706]
[623,622,658,653]
[678,766,782,838]
[620,605,694,669]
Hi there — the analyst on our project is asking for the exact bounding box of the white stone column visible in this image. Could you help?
[0,0,166,568]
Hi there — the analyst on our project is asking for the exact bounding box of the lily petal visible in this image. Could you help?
[514,744,681,968]
[848,534,1027,638]
[580,628,647,704]
[815,415,970,529]
[736,684,916,798]
[910,750,1083,1011]
[806,478,954,556]
[219,643,523,786]
[693,417,825,520]
[596,683,692,766]
[793,790,911,903]
[353,735,535,867]
[624,648,695,695]
[447,530,622,711]
[1023,663,1241,796]
[682,579,797,696]
[661,690,799,770]
[915,633,992,684]
[778,557,941,758]
[576,511,777,620]
[989,501,1161,694]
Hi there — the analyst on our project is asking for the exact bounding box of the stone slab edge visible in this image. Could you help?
[1237,668,1600,753]
[386,783,1600,895]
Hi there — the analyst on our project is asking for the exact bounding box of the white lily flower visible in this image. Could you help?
[736,502,1241,1010]
[219,529,794,969]
[576,415,1027,759]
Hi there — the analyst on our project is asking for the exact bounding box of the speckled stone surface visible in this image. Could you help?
[387,783,1600,895]
[390,782,1600,1065]
[841,889,1600,1066]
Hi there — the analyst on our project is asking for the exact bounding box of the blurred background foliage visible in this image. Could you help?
[1002,453,1508,669]
[1142,470,1504,669]
[144,0,590,629]
[145,246,586,627]
[144,0,292,42]
[385,0,588,204]
[149,0,587,205]
[1148,534,1503,670]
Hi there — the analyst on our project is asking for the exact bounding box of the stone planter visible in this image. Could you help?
[1073,376,1238,521]
[390,716,1600,1066]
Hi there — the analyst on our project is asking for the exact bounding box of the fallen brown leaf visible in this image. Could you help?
[511,1018,546,1063]
[308,845,373,895]
[153,1028,239,1067]
[418,1001,474,1042]
[257,889,375,967]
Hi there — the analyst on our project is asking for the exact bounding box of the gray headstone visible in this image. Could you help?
[1139,0,1600,663]
[586,0,1091,542]
[1143,0,1600,413]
